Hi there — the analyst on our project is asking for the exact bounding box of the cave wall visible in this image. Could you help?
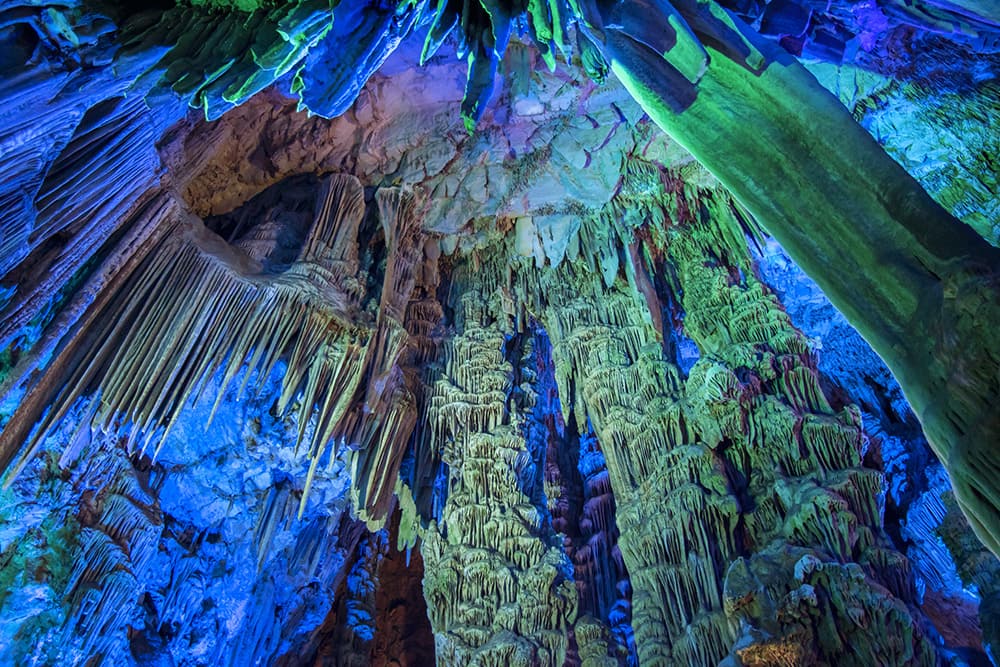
[0,362,359,665]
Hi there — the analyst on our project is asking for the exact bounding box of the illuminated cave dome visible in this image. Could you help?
[1,1,999,665]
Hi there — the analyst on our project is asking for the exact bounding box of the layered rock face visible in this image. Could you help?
[1,1,998,666]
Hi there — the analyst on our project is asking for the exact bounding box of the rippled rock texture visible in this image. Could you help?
[1,1,998,665]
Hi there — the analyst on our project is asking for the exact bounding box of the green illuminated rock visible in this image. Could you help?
[419,291,578,666]
[592,0,1000,555]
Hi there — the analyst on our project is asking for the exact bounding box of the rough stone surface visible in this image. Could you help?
[0,366,354,666]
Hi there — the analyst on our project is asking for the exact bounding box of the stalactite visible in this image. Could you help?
[0,3,167,283]
[0,94,162,357]
[543,274,711,661]
[0,191,184,413]
[119,1,333,120]
[529,171,952,664]
[349,186,427,524]
[295,2,424,119]
[4,174,374,498]
[596,0,1000,556]
[0,3,996,663]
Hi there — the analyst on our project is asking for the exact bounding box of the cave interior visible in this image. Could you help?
[0,0,999,665]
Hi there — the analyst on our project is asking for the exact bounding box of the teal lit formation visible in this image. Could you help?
[0,0,998,664]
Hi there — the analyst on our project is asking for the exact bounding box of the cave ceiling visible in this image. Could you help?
[0,0,999,665]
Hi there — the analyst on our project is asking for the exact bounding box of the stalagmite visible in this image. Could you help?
[418,0,1000,556]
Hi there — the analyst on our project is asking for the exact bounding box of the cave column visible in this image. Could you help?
[659,190,936,663]
[419,289,577,666]
[532,330,635,664]
[543,273,739,666]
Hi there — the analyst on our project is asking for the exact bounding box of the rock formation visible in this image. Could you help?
[0,1,998,665]
[420,290,578,666]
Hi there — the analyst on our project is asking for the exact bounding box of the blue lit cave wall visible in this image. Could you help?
[0,1,998,666]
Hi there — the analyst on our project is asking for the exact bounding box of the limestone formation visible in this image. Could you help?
[587,0,1000,555]
[3,175,370,483]
[0,364,356,665]
[420,290,578,667]
[0,1,998,664]
[347,186,427,523]
[661,187,937,665]
[535,331,635,663]
[1,174,437,531]
[438,168,943,664]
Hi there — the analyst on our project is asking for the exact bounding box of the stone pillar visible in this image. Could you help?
[420,290,577,666]
[664,192,935,664]
[544,275,736,666]
[542,188,938,663]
